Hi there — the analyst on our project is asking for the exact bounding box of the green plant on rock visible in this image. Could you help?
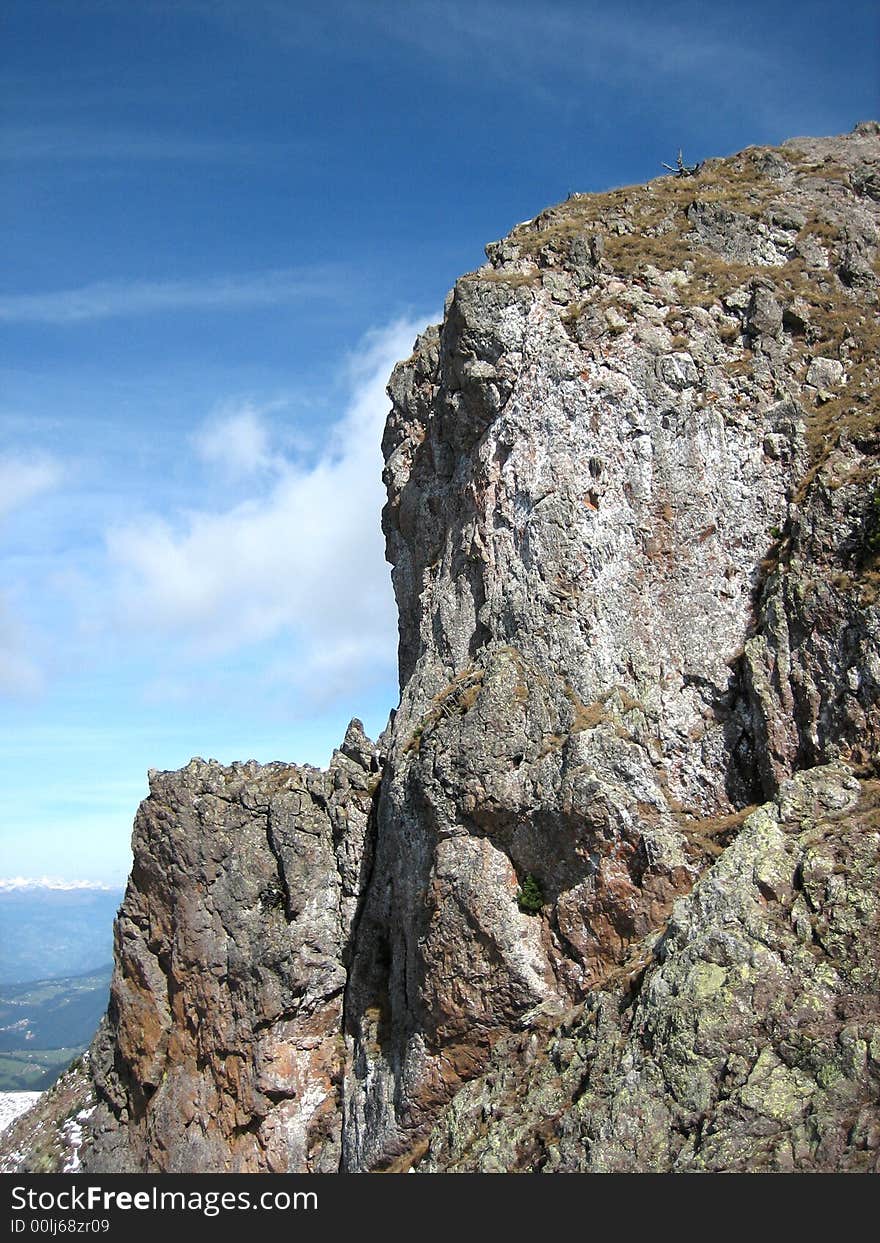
[517,873,545,915]
[858,486,880,565]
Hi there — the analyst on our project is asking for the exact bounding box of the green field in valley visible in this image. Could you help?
[0,967,111,1090]
[0,1046,83,1091]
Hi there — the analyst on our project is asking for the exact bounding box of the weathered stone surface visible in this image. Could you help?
[82,722,380,1172]
[341,124,880,1169]
[743,458,880,792]
[4,125,878,1175]
[419,766,880,1173]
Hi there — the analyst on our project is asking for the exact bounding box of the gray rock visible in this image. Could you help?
[748,281,784,338]
[83,727,379,1172]
[419,764,880,1173]
[342,124,880,1169]
[806,356,845,390]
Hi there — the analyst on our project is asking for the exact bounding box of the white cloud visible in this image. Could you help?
[0,455,63,521]
[193,402,276,478]
[0,649,42,696]
[105,315,435,702]
[0,267,344,325]
[182,0,769,106]
[376,1,767,82]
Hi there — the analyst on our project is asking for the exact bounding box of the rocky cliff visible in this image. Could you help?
[3,123,878,1174]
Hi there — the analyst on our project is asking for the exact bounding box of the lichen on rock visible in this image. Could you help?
[418,766,880,1173]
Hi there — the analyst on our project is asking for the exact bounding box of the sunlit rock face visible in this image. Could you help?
[341,123,880,1169]
[5,124,876,1175]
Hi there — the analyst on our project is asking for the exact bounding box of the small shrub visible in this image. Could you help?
[517,873,545,915]
[859,487,880,564]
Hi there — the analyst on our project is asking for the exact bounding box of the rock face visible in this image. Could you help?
[341,122,880,1170]
[420,766,880,1172]
[4,124,878,1174]
[84,723,380,1172]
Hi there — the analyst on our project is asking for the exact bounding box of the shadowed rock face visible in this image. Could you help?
[5,125,877,1174]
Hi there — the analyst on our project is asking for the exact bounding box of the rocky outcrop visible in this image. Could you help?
[341,122,880,1169]
[83,722,380,1172]
[420,765,880,1172]
[4,124,877,1174]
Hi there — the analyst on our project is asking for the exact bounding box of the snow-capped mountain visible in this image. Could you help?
[0,878,118,893]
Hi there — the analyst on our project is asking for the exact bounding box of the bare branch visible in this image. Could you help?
[661,149,701,178]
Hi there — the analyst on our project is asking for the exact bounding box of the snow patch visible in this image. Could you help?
[0,1091,41,1134]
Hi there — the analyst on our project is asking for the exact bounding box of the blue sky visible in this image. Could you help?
[1,0,878,884]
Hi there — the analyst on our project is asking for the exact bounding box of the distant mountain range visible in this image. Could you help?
[0,878,119,893]
[0,884,122,985]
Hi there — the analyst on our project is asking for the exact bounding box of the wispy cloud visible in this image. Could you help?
[178,0,770,101]
[104,315,433,702]
[359,0,769,99]
[0,877,118,892]
[0,268,345,325]
[0,455,63,520]
[192,402,279,479]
